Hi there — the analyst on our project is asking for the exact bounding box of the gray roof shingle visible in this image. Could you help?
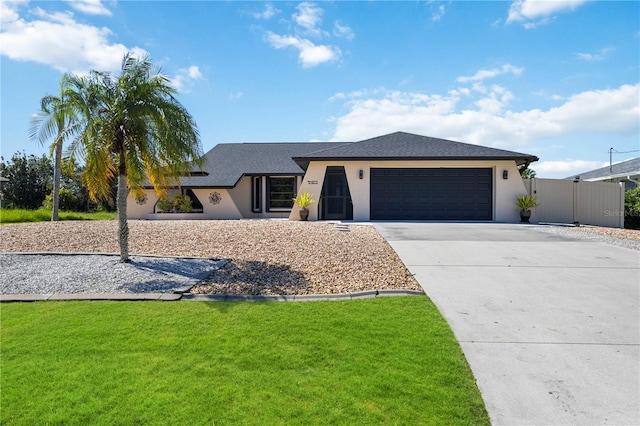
[293,132,538,165]
[168,132,539,188]
[567,157,640,181]
[176,142,349,188]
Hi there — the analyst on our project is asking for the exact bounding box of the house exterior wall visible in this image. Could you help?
[126,175,304,220]
[126,188,242,220]
[228,176,297,219]
[524,178,625,228]
[290,159,526,222]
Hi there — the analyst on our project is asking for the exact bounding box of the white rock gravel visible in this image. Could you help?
[0,254,224,295]
[0,220,422,295]
[530,224,640,250]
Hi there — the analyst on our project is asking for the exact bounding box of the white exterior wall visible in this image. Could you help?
[230,176,297,219]
[290,160,526,222]
[127,175,303,220]
[126,188,242,220]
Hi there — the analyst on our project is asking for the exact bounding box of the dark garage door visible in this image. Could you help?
[370,168,493,220]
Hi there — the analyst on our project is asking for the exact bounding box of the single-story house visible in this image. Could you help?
[568,157,640,190]
[127,131,539,222]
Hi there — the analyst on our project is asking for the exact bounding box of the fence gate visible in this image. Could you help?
[523,178,625,228]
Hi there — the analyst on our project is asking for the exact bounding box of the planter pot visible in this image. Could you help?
[520,209,532,223]
[299,207,309,221]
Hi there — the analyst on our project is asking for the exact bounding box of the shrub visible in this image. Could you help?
[42,188,80,211]
[179,195,193,212]
[625,187,640,230]
[157,198,173,212]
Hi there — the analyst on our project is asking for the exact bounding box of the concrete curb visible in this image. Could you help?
[1,289,424,303]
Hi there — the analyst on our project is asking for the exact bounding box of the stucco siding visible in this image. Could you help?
[291,160,526,222]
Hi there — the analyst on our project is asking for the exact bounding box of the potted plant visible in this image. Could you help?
[293,192,315,221]
[516,194,540,223]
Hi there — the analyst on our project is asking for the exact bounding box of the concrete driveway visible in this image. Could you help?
[375,222,639,425]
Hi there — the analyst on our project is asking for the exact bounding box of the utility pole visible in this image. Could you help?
[609,147,613,174]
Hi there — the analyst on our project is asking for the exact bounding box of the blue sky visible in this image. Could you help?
[1,0,638,178]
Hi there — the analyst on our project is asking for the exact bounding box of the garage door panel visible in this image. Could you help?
[370,168,493,220]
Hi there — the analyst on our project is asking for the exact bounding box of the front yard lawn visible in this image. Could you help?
[1,297,489,425]
[0,208,116,224]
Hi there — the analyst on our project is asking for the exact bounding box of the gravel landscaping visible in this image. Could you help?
[0,254,224,295]
[0,220,421,295]
[531,224,640,250]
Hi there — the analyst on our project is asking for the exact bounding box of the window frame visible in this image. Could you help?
[266,176,296,212]
[251,176,262,213]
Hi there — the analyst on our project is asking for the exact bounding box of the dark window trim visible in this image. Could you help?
[251,176,262,213]
[266,176,296,212]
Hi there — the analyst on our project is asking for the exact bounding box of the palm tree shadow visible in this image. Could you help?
[195,259,312,296]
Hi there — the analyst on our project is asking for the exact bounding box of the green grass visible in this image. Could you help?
[1,298,489,425]
[0,208,115,223]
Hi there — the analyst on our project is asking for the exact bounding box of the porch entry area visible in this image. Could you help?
[320,166,353,220]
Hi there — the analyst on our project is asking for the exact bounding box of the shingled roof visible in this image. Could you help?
[293,132,538,167]
[175,142,349,188]
[568,157,640,181]
[166,132,539,188]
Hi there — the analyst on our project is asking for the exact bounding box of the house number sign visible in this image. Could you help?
[307,180,318,184]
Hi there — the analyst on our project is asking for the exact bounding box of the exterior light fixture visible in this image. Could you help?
[503,170,508,180]
[359,169,364,179]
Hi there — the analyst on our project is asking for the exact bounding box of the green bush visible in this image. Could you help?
[624,187,640,230]
[156,198,173,212]
[42,188,81,211]
[179,195,193,212]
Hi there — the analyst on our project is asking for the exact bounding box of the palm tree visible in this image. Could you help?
[67,54,203,262]
[29,74,80,221]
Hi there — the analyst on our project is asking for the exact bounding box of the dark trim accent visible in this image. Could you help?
[295,156,538,164]
[266,176,296,212]
[251,176,262,213]
[320,166,353,220]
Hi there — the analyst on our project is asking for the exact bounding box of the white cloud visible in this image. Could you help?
[66,0,112,16]
[534,160,608,177]
[576,47,614,62]
[507,0,588,28]
[333,21,354,40]
[228,91,244,101]
[0,2,146,74]
[252,2,279,20]
[1,0,27,23]
[265,32,340,67]
[293,2,324,37]
[328,84,640,151]
[171,65,203,93]
[457,64,523,83]
[432,4,445,22]
[262,2,351,68]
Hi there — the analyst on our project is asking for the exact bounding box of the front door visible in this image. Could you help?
[321,166,353,220]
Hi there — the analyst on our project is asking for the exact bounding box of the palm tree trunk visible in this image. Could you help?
[117,170,130,263]
[51,140,62,221]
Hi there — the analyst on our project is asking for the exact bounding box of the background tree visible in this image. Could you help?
[0,152,53,209]
[66,54,203,262]
[29,74,80,221]
[518,164,537,179]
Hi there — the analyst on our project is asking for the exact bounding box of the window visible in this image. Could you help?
[267,177,295,211]
[252,176,262,213]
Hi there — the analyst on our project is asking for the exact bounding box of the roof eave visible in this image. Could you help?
[293,155,539,165]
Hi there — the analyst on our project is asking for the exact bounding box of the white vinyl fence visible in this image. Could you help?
[523,178,625,228]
